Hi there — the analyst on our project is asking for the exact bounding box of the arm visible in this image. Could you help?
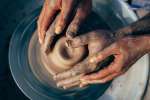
[114,12,150,38]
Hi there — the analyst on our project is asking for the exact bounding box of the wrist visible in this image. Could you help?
[114,26,133,39]
[139,35,150,53]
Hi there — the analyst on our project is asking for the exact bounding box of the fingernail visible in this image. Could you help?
[55,26,63,34]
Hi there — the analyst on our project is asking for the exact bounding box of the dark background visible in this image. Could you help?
[0,0,43,99]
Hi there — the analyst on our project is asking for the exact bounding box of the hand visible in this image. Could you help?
[80,36,150,87]
[53,30,113,89]
[37,0,92,44]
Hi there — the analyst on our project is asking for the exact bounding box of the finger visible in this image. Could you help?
[37,2,47,44]
[40,1,60,44]
[79,81,89,88]
[63,81,80,89]
[55,0,75,34]
[42,14,60,53]
[66,34,90,47]
[56,74,82,87]
[53,69,75,81]
[81,67,112,82]
[96,72,121,83]
[54,64,84,81]
[43,31,55,53]
[84,72,120,84]
[40,9,57,44]
[81,55,123,82]
[66,0,91,38]
[89,44,116,64]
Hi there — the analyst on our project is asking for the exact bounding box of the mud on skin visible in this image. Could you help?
[37,0,92,44]
[55,13,150,88]
[53,30,113,89]
[80,13,150,87]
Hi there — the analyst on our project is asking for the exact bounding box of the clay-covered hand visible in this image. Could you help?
[37,0,91,44]
[80,35,150,87]
[53,30,113,89]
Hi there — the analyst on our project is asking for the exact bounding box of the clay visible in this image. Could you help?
[38,11,114,77]
[40,36,86,75]
[28,31,87,88]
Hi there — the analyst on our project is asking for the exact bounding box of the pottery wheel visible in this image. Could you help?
[8,8,111,100]
[9,1,149,100]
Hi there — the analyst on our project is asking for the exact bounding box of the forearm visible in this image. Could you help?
[114,12,150,38]
[137,35,150,53]
[143,35,150,53]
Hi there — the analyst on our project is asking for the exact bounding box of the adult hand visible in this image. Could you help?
[80,35,150,87]
[37,0,92,44]
[53,30,113,89]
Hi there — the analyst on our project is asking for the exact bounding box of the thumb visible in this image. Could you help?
[66,34,90,48]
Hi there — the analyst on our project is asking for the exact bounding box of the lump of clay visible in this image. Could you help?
[40,37,86,76]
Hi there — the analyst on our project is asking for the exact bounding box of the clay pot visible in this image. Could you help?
[40,37,86,75]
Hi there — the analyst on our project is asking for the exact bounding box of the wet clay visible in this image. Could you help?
[29,31,86,77]
[40,36,86,75]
